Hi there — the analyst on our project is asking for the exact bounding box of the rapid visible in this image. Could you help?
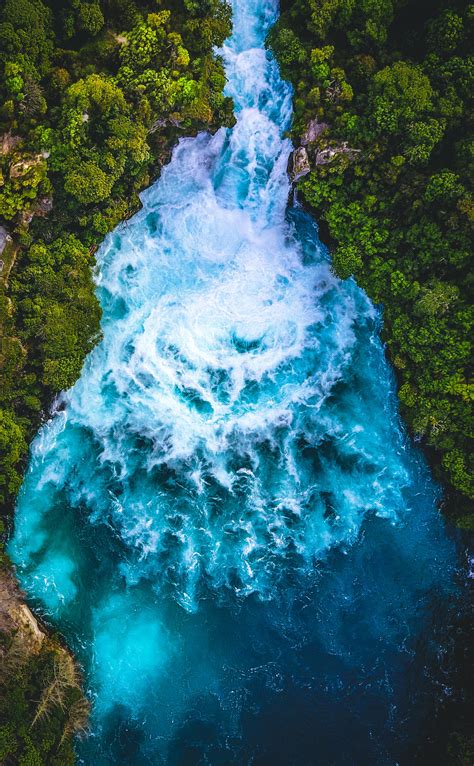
[9,1,461,763]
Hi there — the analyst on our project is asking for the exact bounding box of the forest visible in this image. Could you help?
[270,0,473,526]
[0,0,232,762]
[0,0,472,762]
[0,0,233,516]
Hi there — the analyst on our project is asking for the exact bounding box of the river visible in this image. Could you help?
[9,1,460,763]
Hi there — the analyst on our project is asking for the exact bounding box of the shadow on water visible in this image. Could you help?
[9,0,472,763]
[73,502,466,765]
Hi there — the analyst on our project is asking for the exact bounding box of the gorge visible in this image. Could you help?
[8,1,465,763]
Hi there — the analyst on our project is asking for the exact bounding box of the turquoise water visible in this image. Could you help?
[10,1,460,763]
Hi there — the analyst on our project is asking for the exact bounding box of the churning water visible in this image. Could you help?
[10,1,460,763]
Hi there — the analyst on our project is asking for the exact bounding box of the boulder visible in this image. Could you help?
[301,118,329,146]
[315,141,360,165]
[0,225,12,255]
[1,132,21,155]
[288,146,311,183]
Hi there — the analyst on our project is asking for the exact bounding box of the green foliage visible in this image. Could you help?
[271,0,474,522]
[405,118,446,164]
[428,10,464,53]
[0,723,18,760]
[370,61,433,133]
[0,0,234,242]
[77,3,105,36]
[425,169,465,202]
[0,153,50,220]
[0,0,54,76]
[269,27,306,68]
[11,235,101,391]
[64,160,113,204]
[0,409,27,504]
[0,627,87,766]
[0,0,234,759]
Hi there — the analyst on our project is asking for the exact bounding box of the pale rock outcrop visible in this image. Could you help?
[288,146,311,183]
[314,141,360,165]
[301,118,329,146]
[0,225,12,256]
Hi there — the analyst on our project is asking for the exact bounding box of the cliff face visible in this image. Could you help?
[0,569,44,651]
[0,561,90,764]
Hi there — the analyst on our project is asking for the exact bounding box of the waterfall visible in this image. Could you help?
[9,2,458,763]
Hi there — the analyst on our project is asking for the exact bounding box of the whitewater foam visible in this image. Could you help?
[8,1,457,759]
[11,2,409,607]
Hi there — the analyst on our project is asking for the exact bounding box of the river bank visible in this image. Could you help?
[8,1,471,763]
[0,1,233,761]
[272,2,473,756]
[270,0,473,527]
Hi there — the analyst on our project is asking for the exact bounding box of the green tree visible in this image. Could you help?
[77,2,104,35]
[64,160,113,204]
[0,409,27,503]
[0,0,54,76]
[427,10,464,54]
[370,61,433,133]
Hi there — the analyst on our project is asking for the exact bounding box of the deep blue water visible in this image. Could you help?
[9,1,462,763]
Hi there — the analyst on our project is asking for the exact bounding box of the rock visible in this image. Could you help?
[12,604,45,654]
[20,210,34,226]
[301,118,329,146]
[1,132,21,155]
[35,197,53,215]
[0,225,12,255]
[0,568,44,653]
[288,146,311,183]
[9,153,43,179]
[314,141,360,165]
[149,115,183,133]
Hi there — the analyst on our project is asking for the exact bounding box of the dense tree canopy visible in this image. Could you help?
[0,1,233,762]
[271,0,473,523]
[0,0,234,513]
